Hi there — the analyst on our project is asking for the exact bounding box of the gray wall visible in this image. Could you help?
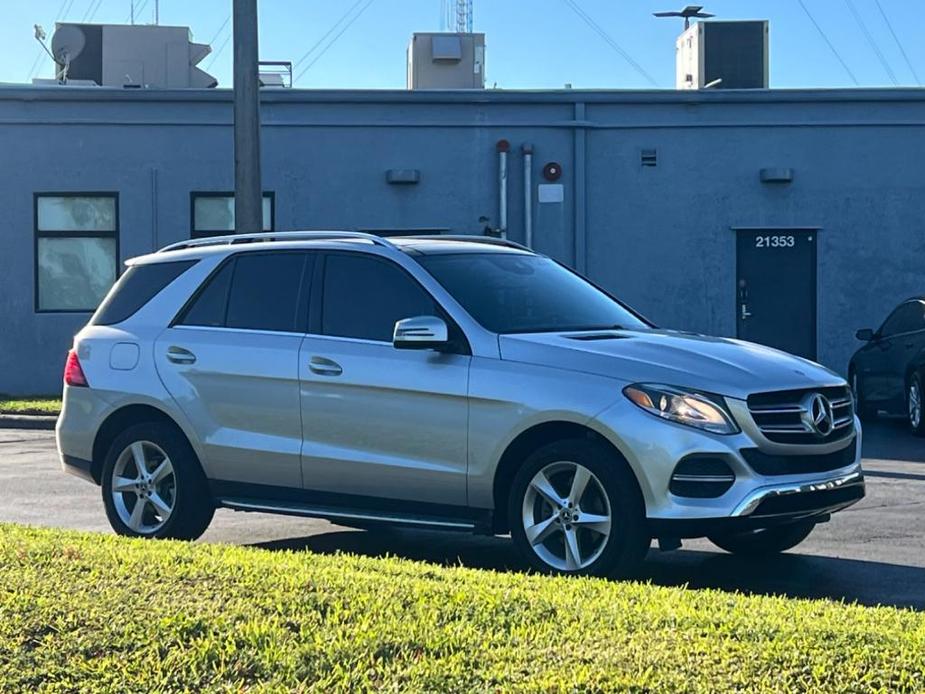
[1,86,923,394]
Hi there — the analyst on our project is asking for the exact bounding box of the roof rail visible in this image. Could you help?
[157,230,397,254]
[404,234,531,251]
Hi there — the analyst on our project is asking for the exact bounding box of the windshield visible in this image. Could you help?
[418,252,650,334]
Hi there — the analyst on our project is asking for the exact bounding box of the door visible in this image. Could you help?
[299,252,470,507]
[155,251,313,488]
[736,229,817,359]
[861,301,925,410]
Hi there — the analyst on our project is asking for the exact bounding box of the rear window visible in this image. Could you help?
[93,260,196,326]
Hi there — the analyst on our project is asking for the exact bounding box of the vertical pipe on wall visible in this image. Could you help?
[523,143,534,248]
[573,101,588,273]
[496,139,510,238]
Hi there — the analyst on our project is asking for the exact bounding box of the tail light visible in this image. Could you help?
[64,349,89,388]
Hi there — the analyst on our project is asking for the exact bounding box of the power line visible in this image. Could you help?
[843,0,897,85]
[292,0,367,71]
[207,14,231,46]
[86,0,106,23]
[559,0,659,88]
[294,0,378,84]
[872,0,920,85]
[205,32,231,71]
[796,0,859,86]
[79,0,101,22]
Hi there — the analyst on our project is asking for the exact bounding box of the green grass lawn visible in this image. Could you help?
[0,524,923,692]
[0,396,61,415]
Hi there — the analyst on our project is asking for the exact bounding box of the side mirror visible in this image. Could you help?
[856,328,875,342]
[393,316,449,350]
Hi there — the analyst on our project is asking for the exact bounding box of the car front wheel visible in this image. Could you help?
[908,373,925,436]
[101,422,215,540]
[708,519,815,556]
[508,439,649,578]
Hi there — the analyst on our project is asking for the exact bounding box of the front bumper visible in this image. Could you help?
[591,397,865,533]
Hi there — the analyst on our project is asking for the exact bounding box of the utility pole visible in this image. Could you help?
[232,0,263,234]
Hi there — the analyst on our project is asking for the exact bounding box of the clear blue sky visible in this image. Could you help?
[3,0,922,89]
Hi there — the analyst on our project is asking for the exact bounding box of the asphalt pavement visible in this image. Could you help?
[2,419,923,609]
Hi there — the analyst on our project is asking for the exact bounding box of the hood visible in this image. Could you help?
[498,329,844,400]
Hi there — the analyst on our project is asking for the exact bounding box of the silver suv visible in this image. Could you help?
[57,232,864,576]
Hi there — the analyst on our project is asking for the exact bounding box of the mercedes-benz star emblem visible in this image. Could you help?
[802,392,834,437]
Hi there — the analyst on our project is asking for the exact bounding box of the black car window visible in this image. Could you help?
[178,261,234,327]
[322,254,437,342]
[880,301,925,337]
[93,260,195,326]
[418,252,649,334]
[225,253,310,332]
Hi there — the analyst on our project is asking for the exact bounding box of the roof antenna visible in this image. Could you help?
[653,4,714,30]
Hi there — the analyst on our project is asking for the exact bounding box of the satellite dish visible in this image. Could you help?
[51,25,86,64]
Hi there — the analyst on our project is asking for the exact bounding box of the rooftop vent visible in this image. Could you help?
[407,32,485,89]
[45,22,216,88]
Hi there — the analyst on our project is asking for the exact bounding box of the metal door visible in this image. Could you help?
[736,229,817,360]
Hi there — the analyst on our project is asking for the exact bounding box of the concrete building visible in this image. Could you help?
[1,85,924,394]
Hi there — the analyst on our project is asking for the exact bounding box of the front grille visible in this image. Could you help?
[669,456,735,498]
[746,386,855,444]
[751,484,864,517]
[741,440,857,476]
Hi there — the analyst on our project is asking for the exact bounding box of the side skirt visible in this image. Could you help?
[209,479,495,534]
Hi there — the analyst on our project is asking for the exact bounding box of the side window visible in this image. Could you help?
[226,253,310,332]
[881,302,925,337]
[322,254,437,342]
[179,261,234,327]
[94,260,195,326]
[180,253,311,331]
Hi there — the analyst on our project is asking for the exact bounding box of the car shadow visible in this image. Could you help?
[251,528,925,611]
[862,418,925,464]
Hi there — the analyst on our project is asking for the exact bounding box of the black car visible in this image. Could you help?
[849,297,925,434]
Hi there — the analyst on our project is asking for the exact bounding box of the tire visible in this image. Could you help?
[101,422,215,540]
[708,519,815,556]
[907,372,925,436]
[508,438,649,578]
[850,369,875,421]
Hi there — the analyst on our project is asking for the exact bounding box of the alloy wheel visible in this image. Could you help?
[111,441,176,534]
[909,381,922,430]
[521,461,612,571]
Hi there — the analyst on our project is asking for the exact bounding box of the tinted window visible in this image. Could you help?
[881,302,925,337]
[94,260,195,325]
[322,254,437,341]
[418,253,649,334]
[226,253,309,332]
[179,261,234,327]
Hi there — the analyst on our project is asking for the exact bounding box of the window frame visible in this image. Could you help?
[33,191,120,314]
[189,191,276,239]
[312,251,471,355]
[172,250,314,335]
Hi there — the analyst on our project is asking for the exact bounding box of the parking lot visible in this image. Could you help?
[2,419,923,610]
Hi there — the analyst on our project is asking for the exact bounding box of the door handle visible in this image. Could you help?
[309,356,343,376]
[166,346,196,365]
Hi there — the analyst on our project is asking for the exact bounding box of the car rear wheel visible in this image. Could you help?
[508,439,649,578]
[708,519,815,556]
[908,373,925,436]
[101,422,214,540]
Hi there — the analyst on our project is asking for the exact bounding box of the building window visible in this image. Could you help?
[34,193,118,313]
[190,192,275,238]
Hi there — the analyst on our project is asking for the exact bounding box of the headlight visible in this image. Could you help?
[623,383,739,435]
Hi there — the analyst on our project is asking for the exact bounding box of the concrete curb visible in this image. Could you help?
[0,414,58,430]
